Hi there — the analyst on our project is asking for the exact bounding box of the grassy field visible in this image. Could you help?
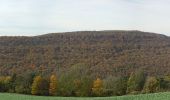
[1,92,170,100]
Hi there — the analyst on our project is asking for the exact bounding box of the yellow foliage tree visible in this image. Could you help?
[92,78,103,96]
[0,76,11,84]
[49,75,57,96]
[143,77,159,93]
[31,75,42,95]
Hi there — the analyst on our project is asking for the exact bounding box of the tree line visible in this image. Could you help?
[0,69,170,97]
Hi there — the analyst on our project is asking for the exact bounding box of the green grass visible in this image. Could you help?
[1,92,170,100]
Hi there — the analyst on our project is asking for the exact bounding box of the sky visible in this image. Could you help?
[0,0,170,36]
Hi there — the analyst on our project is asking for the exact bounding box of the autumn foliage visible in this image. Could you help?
[92,78,103,96]
[49,75,57,96]
[31,75,43,95]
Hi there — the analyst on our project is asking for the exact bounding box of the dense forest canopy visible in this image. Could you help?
[0,30,170,77]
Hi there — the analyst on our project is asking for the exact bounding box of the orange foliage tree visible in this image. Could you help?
[92,78,103,96]
[49,75,57,96]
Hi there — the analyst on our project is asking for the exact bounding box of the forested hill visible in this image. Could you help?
[0,30,170,77]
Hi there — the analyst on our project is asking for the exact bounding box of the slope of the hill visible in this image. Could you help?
[0,30,170,77]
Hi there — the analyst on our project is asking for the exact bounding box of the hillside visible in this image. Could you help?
[0,30,170,77]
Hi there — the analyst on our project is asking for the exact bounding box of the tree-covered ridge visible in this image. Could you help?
[0,30,170,77]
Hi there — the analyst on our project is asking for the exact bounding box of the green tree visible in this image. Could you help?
[160,76,170,90]
[58,63,92,96]
[74,76,93,97]
[9,73,17,92]
[126,70,146,94]
[15,72,35,94]
[103,76,127,96]
[58,73,75,96]
[0,76,12,92]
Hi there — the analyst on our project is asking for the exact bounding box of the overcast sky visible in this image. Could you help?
[0,0,170,36]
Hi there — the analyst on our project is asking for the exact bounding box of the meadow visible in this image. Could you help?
[1,92,170,100]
